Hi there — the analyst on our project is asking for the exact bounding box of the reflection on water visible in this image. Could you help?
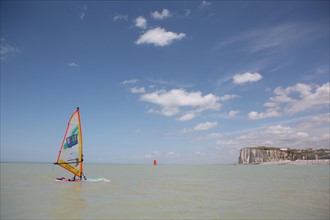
[50,182,87,219]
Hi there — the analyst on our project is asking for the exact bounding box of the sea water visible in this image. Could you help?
[1,163,329,219]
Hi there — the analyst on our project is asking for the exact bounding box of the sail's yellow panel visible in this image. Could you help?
[58,159,81,176]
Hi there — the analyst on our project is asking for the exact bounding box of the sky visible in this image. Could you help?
[1,1,329,164]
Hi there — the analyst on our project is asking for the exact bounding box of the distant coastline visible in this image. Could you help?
[258,159,330,165]
[238,146,330,165]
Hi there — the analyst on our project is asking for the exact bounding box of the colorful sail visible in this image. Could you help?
[154,159,157,166]
[55,107,85,178]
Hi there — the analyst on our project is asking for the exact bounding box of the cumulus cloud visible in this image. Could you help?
[151,9,172,20]
[134,16,147,29]
[135,27,186,46]
[217,117,329,150]
[79,4,88,20]
[167,151,179,157]
[144,151,161,159]
[113,14,129,22]
[298,113,330,130]
[68,62,79,67]
[220,94,240,101]
[0,39,21,61]
[135,151,180,160]
[141,89,220,109]
[228,110,240,117]
[249,82,330,119]
[233,72,262,85]
[130,87,146,94]
[193,121,218,131]
[281,82,329,114]
[122,79,138,85]
[248,109,281,120]
[195,151,206,156]
[200,1,212,8]
[140,88,221,119]
[177,112,196,121]
[236,125,307,146]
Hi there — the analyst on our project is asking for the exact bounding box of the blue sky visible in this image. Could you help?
[1,1,329,164]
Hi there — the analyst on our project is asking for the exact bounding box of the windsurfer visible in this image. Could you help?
[69,175,76,181]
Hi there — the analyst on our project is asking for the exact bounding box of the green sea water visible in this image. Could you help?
[1,163,329,219]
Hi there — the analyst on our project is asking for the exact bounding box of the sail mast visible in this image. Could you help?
[77,107,84,178]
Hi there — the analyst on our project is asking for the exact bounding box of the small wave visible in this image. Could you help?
[99,178,111,182]
[87,178,111,182]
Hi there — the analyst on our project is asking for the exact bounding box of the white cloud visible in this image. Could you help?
[122,79,138,85]
[216,23,327,55]
[176,112,196,121]
[297,132,309,138]
[0,39,21,61]
[208,133,224,139]
[135,27,186,47]
[183,121,218,133]
[195,151,206,156]
[298,113,330,130]
[194,132,224,141]
[167,151,179,157]
[249,82,330,119]
[140,88,221,119]
[216,115,330,149]
[68,62,79,67]
[228,110,240,117]
[248,109,281,120]
[147,106,180,117]
[144,151,161,159]
[151,9,172,20]
[130,87,146,94]
[113,14,129,22]
[193,121,218,131]
[134,16,147,29]
[200,1,212,8]
[233,72,262,85]
[184,9,191,17]
[144,154,153,158]
[160,106,180,117]
[283,82,329,114]
[79,4,88,20]
[141,89,220,109]
[80,12,85,20]
[220,94,240,101]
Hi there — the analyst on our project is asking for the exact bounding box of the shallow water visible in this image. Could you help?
[1,163,329,219]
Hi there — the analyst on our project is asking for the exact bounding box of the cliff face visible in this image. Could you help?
[238,147,288,164]
[238,147,330,164]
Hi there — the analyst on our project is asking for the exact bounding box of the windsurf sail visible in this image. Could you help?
[154,159,157,166]
[54,107,86,180]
